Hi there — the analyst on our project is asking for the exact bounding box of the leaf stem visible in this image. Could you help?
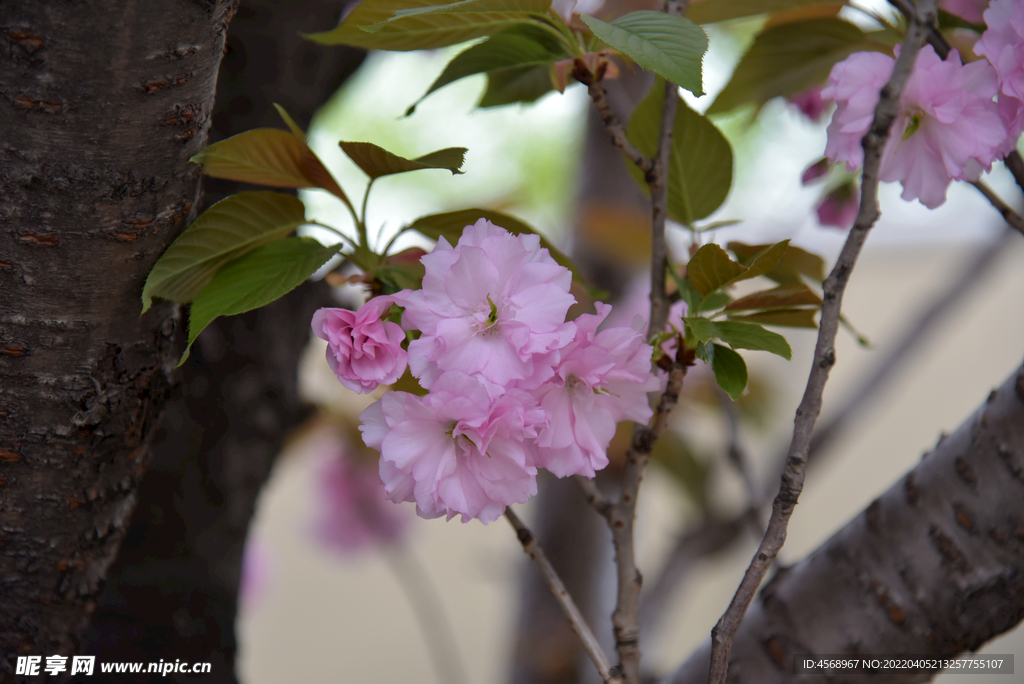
[359,179,374,248]
[705,3,939,682]
[306,219,358,250]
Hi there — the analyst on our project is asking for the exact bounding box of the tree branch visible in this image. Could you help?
[668,360,1024,684]
[505,507,620,684]
[970,181,1024,237]
[705,4,939,682]
[586,82,654,176]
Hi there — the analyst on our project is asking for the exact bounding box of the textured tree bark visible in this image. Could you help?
[666,360,1024,684]
[81,2,362,681]
[0,0,238,676]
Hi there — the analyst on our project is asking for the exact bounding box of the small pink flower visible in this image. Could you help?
[789,86,832,122]
[312,444,407,553]
[975,0,1024,150]
[940,0,989,23]
[398,219,576,394]
[815,182,860,230]
[312,295,408,394]
[823,46,1005,209]
[532,303,659,478]
[360,371,545,524]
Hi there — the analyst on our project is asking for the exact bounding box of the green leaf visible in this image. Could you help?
[626,79,733,225]
[711,344,747,400]
[142,192,306,312]
[714,320,792,360]
[726,308,818,328]
[405,208,599,296]
[696,339,715,364]
[685,244,746,295]
[698,291,732,313]
[688,0,842,24]
[723,240,790,286]
[707,18,892,115]
[728,241,825,284]
[339,141,467,179]
[683,316,722,345]
[407,26,566,114]
[190,129,348,202]
[372,262,427,293]
[582,11,707,96]
[304,0,552,51]
[182,237,340,365]
[724,284,821,311]
[479,64,556,107]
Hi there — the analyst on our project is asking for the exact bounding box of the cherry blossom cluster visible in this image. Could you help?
[312,220,659,523]
[822,0,1023,209]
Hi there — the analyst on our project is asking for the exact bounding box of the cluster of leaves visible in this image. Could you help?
[141,107,574,363]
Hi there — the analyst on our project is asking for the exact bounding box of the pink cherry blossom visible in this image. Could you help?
[816,183,860,230]
[397,219,576,394]
[801,158,830,185]
[974,0,1024,150]
[823,46,1005,209]
[312,295,408,394]
[311,441,407,553]
[360,371,545,523]
[788,86,831,122]
[532,303,659,478]
[940,0,989,23]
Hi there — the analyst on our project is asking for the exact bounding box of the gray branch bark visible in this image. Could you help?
[667,360,1024,684]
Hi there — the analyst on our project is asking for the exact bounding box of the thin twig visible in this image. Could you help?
[717,388,765,533]
[705,3,939,683]
[384,547,471,684]
[586,82,654,176]
[970,181,1024,237]
[1006,151,1024,194]
[504,507,620,684]
[798,227,1015,465]
[575,475,613,518]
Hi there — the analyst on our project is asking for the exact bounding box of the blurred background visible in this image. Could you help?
[229,4,1024,682]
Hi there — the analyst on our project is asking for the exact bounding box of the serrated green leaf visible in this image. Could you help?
[724,284,821,311]
[707,18,892,115]
[683,316,722,345]
[726,308,818,328]
[582,11,707,96]
[479,63,556,107]
[181,237,340,365]
[626,79,733,225]
[407,26,566,114]
[696,340,715,364]
[372,262,427,293]
[686,244,746,295]
[142,192,306,313]
[340,141,467,180]
[190,129,348,202]
[688,0,842,24]
[728,241,826,284]
[405,208,600,296]
[714,320,792,359]
[723,240,790,286]
[711,344,747,400]
[305,0,551,51]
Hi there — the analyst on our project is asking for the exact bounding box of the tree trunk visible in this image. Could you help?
[80,2,362,682]
[666,360,1024,684]
[0,0,237,676]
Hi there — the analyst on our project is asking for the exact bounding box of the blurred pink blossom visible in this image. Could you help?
[789,86,832,122]
[801,158,831,185]
[816,183,861,230]
[312,295,407,394]
[974,0,1024,151]
[312,442,407,553]
[823,46,1005,208]
[940,0,989,23]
